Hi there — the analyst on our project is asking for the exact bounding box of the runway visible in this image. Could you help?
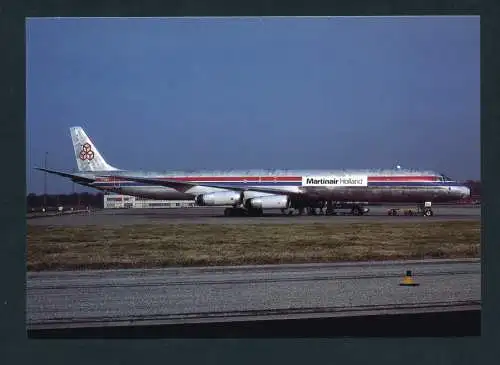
[26,258,480,330]
[27,205,480,226]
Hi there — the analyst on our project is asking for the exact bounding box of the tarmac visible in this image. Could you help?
[26,205,480,331]
[26,205,480,226]
[26,258,480,330]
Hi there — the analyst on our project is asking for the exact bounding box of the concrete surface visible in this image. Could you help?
[26,205,480,226]
[26,258,480,329]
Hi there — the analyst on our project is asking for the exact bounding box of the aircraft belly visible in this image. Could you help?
[118,186,193,200]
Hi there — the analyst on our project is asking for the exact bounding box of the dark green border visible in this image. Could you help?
[3,0,493,364]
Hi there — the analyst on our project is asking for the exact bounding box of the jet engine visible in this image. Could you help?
[246,195,290,209]
[195,191,242,206]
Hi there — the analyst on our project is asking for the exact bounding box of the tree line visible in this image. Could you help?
[27,192,105,211]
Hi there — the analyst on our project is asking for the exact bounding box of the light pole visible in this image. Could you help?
[72,168,76,208]
[43,152,48,208]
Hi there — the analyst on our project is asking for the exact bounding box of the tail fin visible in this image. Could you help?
[70,126,119,172]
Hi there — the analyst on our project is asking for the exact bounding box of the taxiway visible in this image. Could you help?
[26,258,480,330]
[26,205,480,226]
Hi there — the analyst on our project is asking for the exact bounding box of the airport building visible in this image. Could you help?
[103,193,195,209]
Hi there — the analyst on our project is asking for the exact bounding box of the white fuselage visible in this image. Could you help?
[82,168,470,204]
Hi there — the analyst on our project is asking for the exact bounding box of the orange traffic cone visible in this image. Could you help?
[400,270,419,286]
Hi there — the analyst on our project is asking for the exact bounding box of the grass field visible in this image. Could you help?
[27,221,480,271]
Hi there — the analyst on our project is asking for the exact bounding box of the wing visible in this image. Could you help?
[35,167,95,184]
[106,175,304,197]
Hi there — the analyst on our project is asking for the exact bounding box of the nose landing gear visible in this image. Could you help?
[423,208,434,216]
[418,202,434,217]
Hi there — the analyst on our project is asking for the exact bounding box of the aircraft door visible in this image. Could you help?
[112,176,121,191]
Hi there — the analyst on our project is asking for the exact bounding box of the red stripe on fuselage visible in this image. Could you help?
[93,176,302,182]
[157,176,302,182]
[94,175,440,183]
[367,176,439,182]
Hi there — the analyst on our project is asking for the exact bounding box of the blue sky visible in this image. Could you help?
[26,16,480,194]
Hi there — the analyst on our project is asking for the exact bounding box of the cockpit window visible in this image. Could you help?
[440,174,453,181]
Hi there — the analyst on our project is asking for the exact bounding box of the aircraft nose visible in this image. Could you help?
[450,185,470,198]
[459,186,471,198]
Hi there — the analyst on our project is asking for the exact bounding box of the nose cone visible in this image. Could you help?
[449,185,470,199]
[458,185,471,199]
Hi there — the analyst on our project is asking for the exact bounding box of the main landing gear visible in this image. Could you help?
[223,200,370,218]
[281,201,368,216]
